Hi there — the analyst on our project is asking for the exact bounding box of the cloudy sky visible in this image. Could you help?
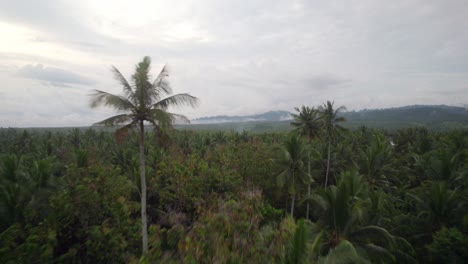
[0,0,467,127]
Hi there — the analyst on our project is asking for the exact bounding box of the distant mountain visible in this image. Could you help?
[342,105,468,123]
[186,105,468,131]
[192,110,292,124]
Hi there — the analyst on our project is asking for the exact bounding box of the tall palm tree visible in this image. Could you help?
[277,135,312,217]
[89,56,198,255]
[319,101,346,187]
[291,106,322,219]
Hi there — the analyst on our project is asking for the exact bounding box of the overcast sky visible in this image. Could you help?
[0,0,467,127]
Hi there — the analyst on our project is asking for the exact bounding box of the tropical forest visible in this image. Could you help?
[0,56,466,263]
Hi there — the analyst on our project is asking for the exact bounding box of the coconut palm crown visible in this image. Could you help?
[291,106,322,143]
[90,56,198,133]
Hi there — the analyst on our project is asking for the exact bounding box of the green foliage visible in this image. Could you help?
[427,227,468,263]
[48,166,139,262]
[0,110,466,263]
[308,170,404,263]
[179,191,292,263]
[285,219,309,264]
[0,224,56,263]
[358,132,393,188]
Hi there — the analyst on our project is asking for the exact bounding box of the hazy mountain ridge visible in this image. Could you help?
[192,110,292,124]
[192,105,467,124]
[343,105,468,123]
[185,105,468,132]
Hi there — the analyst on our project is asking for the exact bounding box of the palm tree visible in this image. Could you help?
[89,56,198,255]
[410,181,458,230]
[291,106,322,144]
[291,106,322,219]
[319,101,346,187]
[277,135,312,217]
[358,132,393,189]
[309,170,398,263]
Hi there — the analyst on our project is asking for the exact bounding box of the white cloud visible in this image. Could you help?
[16,64,95,86]
[0,0,467,127]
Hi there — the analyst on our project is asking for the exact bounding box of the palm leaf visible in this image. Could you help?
[132,56,153,107]
[111,66,134,101]
[357,243,395,263]
[285,219,309,264]
[93,114,133,126]
[277,169,289,188]
[310,230,325,259]
[89,90,135,111]
[167,112,190,123]
[148,109,173,129]
[154,93,198,110]
[149,109,190,124]
[152,65,173,97]
[318,240,370,264]
[334,116,347,122]
[351,226,394,246]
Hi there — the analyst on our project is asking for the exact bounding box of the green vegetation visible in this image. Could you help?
[1,122,466,263]
[0,58,466,263]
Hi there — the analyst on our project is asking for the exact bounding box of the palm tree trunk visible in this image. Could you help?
[290,195,295,218]
[139,121,148,255]
[306,148,311,220]
[325,138,331,187]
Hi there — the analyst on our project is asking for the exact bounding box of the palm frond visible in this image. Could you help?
[89,90,135,111]
[351,226,394,246]
[167,112,190,123]
[335,105,347,113]
[290,122,305,127]
[111,66,134,100]
[148,109,174,129]
[335,117,347,122]
[93,114,133,126]
[277,169,289,188]
[309,193,328,211]
[132,56,153,107]
[152,65,173,97]
[358,243,395,263]
[154,93,198,110]
[149,109,190,124]
[285,219,309,264]
[391,236,417,263]
[318,240,371,264]
[310,230,325,259]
